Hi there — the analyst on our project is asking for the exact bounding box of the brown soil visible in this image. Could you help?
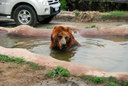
[0,61,91,86]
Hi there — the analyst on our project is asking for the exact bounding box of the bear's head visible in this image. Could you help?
[50,26,76,50]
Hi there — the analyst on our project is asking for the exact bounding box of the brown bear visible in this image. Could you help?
[50,26,80,50]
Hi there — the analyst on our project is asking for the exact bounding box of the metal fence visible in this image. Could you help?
[79,0,128,3]
[65,0,128,11]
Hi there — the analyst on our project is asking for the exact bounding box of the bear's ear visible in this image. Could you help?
[53,26,63,31]
[53,26,57,30]
[66,27,72,33]
[53,26,59,32]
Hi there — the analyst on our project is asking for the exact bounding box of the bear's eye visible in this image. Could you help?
[58,36,62,39]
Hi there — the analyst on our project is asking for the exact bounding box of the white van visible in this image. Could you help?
[0,0,60,26]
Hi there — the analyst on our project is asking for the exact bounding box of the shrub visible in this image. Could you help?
[45,66,70,78]
[60,0,68,10]
[90,77,105,84]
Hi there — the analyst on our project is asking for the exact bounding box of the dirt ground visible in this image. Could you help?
[0,16,127,29]
[0,61,92,86]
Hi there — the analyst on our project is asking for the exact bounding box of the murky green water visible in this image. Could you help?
[0,33,128,72]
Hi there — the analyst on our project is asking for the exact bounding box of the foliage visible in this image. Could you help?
[110,11,127,16]
[26,61,43,70]
[102,11,127,20]
[59,0,68,10]
[0,54,43,70]
[119,80,128,86]
[40,27,52,29]
[85,25,97,29]
[99,2,105,11]
[78,0,82,4]
[89,1,92,6]
[59,0,127,11]
[79,75,105,84]
[74,10,80,16]
[90,76,105,84]
[79,75,128,86]
[0,55,25,63]
[45,66,70,78]
[107,82,118,86]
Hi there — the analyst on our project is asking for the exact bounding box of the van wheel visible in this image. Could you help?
[13,5,37,26]
[39,16,54,24]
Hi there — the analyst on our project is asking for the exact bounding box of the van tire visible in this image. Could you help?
[13,5,37,26]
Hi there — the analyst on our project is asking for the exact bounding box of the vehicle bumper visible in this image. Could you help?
[37,6,60,22]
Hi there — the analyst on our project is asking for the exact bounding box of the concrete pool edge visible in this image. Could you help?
[0,46,128,80]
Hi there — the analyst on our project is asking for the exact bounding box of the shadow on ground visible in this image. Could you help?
[0,19,16,27]
[0,19,59,28]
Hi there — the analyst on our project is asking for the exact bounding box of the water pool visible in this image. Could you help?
[0,33,128,72]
